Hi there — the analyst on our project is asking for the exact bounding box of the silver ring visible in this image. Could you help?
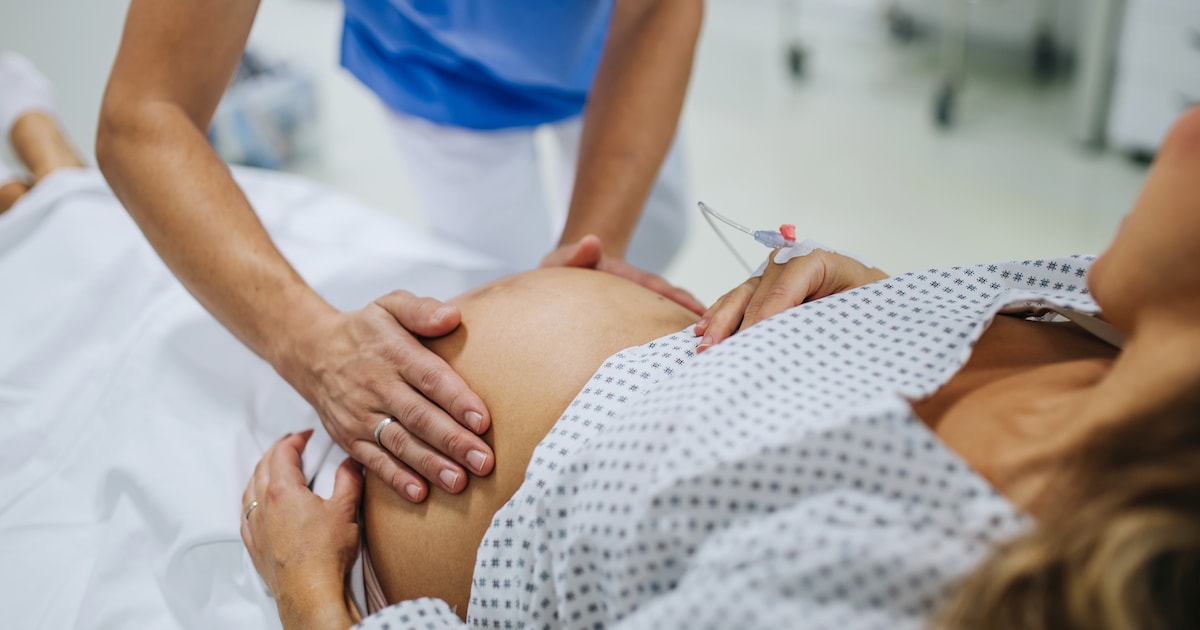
[243,500,259,522]
[374,416,395,448]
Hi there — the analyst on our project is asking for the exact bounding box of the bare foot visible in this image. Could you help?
[0,179,29,215]
[0,158,28,214]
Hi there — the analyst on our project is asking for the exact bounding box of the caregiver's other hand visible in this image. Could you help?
[543,234,705,315]
[241,431,362,630]
[694,248,887,352]
[282,291,494,504]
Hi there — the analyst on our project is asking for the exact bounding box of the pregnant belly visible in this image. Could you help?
[363,267,698,618]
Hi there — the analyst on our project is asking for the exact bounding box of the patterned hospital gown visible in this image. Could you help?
[355,257,1102,629]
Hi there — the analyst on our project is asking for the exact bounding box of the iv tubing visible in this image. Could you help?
[698,202,756,274]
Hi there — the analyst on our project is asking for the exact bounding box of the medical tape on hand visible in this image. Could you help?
[751,239,874,278]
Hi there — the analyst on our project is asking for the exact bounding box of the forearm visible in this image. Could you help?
[96,0,329,377]
[276,583,360,630]
[560,0,702,257]
[97,103,335,373]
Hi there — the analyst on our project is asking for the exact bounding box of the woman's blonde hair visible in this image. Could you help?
[936,396,1200,629]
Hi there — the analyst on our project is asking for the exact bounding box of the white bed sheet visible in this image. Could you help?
[0,168,510,629]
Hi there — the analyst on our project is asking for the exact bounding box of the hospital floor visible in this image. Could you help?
[2,0,1147,307]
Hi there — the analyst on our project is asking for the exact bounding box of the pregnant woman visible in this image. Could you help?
[243,109,1200,630]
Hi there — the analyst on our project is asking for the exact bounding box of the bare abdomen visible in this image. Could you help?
[363,267,697,617]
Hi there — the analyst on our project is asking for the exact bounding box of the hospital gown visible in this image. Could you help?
[355,257,1103,629]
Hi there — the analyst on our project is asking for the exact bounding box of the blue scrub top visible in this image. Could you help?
[341,0,613,130]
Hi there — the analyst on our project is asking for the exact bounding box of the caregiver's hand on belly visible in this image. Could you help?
[96,0,492,506]
[542,235,705,315]
[695,246,888,352]
[242,431,362,630]
[282,290,495,503]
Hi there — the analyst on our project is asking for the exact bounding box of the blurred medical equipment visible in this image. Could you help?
[1072,0,1125,147]
[911,0,1064,127]
[698,202,876,277]
[780,0,1075,128]
[208,51,318,169]
[698,201,796,273]
[1106,0,1200,158]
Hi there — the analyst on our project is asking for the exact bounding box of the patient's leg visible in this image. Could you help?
[0,112,85,215]
[10,112,84,183]
[0,54,84,184]
[363,267,697,618]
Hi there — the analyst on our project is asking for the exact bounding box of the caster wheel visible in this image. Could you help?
[787,44,807,79]
[1032,32,1059,81]
[934,82,956,128]
[886,8,918,42]
[1126,149,1156,166]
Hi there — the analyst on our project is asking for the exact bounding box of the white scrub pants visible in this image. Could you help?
[388,112,689,274]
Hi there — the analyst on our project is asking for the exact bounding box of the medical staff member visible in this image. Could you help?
[345,2,692,276]
[97,0,704,505]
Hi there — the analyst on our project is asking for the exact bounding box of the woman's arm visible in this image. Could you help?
[560,0,701,257]
[242,432,363,630]
[542,0,706,315]
[98,0,320,366]
[97,0,496,502]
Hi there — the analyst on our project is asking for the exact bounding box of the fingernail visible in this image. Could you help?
[467,449,488,473]
[697,335,713,350]
[465,411,484,432]
[434,307,455,323]
[439,469,460,490]
[405,484,422,501]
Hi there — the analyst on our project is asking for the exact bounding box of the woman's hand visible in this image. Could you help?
[694,247,887,352]
[103,0,494,506]
[282,291,495,504]
[542,235,705,315]
[241,431,363,630]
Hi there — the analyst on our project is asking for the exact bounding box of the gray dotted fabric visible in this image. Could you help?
[356,256,1098,630]
[355,598,460,629]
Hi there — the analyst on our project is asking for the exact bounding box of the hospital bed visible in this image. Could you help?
[0,167,511,629]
